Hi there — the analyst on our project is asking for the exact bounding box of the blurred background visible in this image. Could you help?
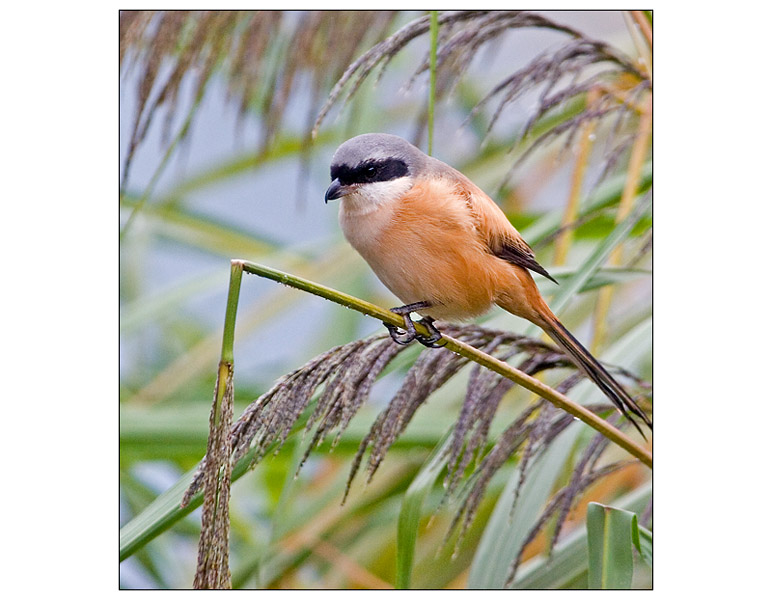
[120,10,652,589]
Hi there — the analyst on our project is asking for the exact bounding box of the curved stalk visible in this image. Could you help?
[239,261,652,469]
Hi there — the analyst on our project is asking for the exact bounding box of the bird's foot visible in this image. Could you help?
[383,302,445,348]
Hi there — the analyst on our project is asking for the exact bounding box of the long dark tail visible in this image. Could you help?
[540,314,652,436]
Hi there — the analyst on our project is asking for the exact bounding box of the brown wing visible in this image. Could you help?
[445,167,559,285]
[494,236,559,284]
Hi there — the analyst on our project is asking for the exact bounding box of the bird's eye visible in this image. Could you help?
[365,166,377,178]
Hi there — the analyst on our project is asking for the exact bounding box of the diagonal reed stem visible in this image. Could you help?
[238,260,652,469]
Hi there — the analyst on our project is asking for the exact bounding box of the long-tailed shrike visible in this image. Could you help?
[325,133,651,434]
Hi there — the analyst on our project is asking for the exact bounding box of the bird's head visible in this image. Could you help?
[325,133,426,212]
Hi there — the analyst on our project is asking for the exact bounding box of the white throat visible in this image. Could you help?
[337,177,413,262]
[339,177,412,217]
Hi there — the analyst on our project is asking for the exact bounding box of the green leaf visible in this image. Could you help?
[395,429,453,588]
[467,423,582,588]
[544,195,652,318]
[521,161,652,247]
[120,466,200,561]
[534,266,650,294]
[586,502,638,589]
[512,484,650,589]
[521,194,651,344]
[468,315,651,589]
[121,440,263,561]
[637,524,653,567]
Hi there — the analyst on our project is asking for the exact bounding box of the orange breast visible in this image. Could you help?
[367,178,504,320]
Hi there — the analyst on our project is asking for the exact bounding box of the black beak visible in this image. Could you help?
[325,178,344,203]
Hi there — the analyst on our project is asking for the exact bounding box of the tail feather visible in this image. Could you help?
[541,315,652,436]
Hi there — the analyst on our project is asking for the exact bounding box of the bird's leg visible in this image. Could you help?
[383,301,444,348]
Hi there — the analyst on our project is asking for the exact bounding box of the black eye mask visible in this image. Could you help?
[330,158,408,186]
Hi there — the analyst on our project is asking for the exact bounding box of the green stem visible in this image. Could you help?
[240,261,652,469]
[205,260,242,433]
[221,260,244,364]
[427,10,439,156]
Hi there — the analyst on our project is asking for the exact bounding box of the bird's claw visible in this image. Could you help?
[384,322,414,345]
[383,303,445,348]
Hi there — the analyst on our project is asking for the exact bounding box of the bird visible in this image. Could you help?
[324,132,651,434]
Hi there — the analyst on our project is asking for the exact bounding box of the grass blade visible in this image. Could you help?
[586,502,637,589]
[120,466,201,561]
[522,161,652,247]
[395,429,453,588]
[637,524,652,567]
[121,441,261,561]
[512,484,650,589]
[467,423,582,588]
[469,314,651,589]
[543,194,651,318]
